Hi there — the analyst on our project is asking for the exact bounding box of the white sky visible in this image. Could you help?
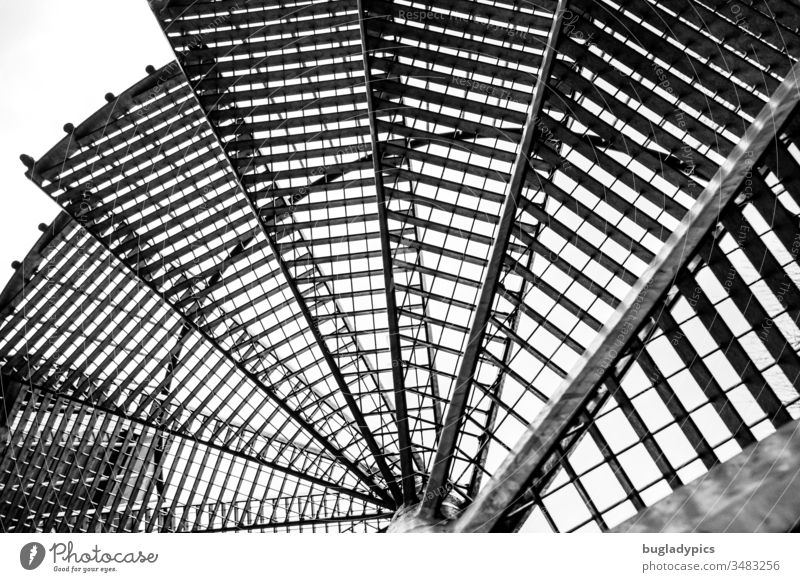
[0,0,172,283]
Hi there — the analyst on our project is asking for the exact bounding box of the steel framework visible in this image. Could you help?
[2,0,800,532]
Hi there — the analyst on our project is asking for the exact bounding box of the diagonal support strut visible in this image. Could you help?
[453,59,800,532]
[357,0,418,505]
[419,0,571,518]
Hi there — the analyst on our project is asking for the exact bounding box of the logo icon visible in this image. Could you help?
[20,542,46,570]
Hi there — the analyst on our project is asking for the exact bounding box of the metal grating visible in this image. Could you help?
[1,0,800,532]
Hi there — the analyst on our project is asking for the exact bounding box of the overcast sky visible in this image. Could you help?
[0,0,173,283]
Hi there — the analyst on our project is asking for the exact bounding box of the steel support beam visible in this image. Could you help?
[203,511,395,533]
[466,246,536,501]
[358,0,417,504]
[264,232,403,503]
[13,376,389,508]
[419,0,570,518]
[613,419,800,533]
[452,60,800,532]
[23,168,394,507]
[139,22,405,504]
